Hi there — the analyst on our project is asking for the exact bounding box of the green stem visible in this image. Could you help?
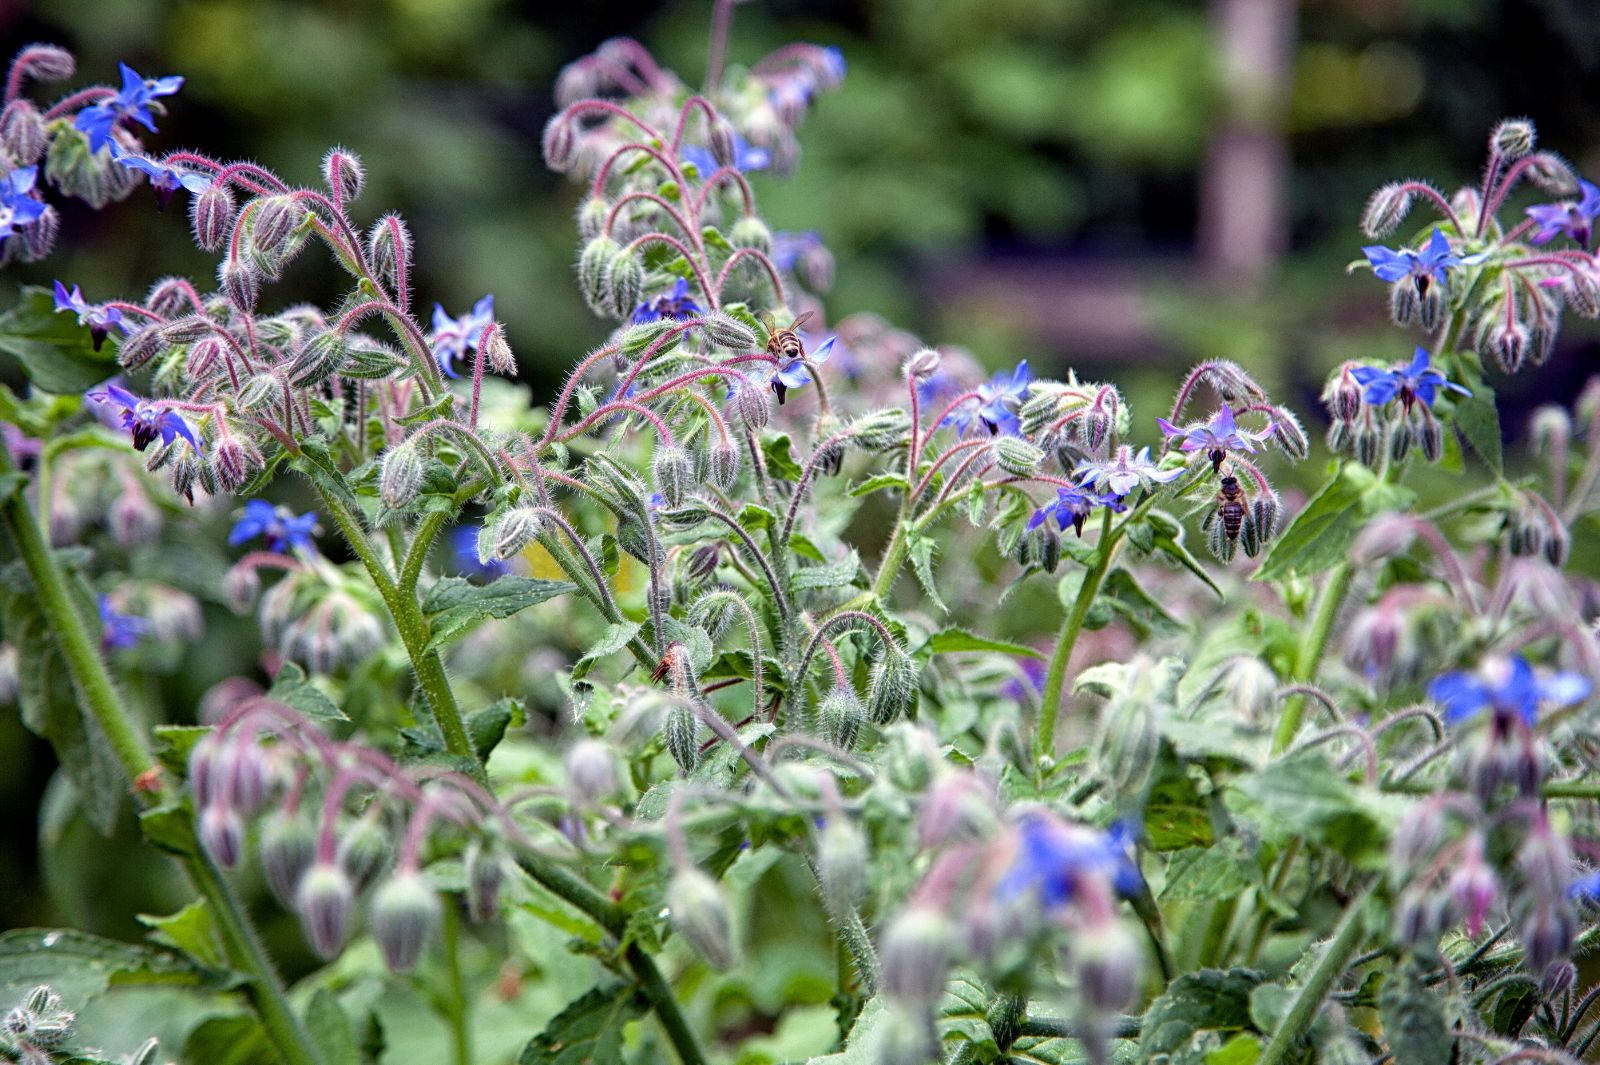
[310,483,479,772]
[869,523,909,601]
[1038,508,1118,757]
[515,852,707,1065]
[1271,560,1356,754]
[441,903,471,1065]
[1256,884,1374,1065]
[0,449,322,1065]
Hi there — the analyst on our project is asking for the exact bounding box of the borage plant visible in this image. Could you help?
[0,14,1598,1065]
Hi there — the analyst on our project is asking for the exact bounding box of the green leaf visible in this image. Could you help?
[920,628,1043,659]
[139,803,200,858]
[3,590,122,834]
[1252,465,1369,582]
[1223,753,1397,864]
[0,287,120,394]
[760,434,804,481]
[137,899,226,970]
[1378,959,1450,1065]
[422,575,576,651]
[573,621,642,680]
[1206,1033,1262,1065]
[265,661,348,722]
[790,551,861,594]
[152,725,212,776]
[0,929,217,1008]
[1445,365,1502,474]
[1140,968,1264,1059]
[182,1016,276,1065]
[1160,843,1261,902]
[469,697,527,760]
[1101,568,1183,637]
[518,982,646,1065]
[307,989,361,1065]
[908,532,947,614]
[848,473,909,498]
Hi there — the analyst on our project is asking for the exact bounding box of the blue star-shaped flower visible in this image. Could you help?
[1428,654,1590,728]
[73,62,185,153]
[1526,180,1600,247]
[1076,445,1184,498]
[994,813,1141,911]
[430,295,495,379]
[1349,348,1470,412]
[452,526,509,581]
[770,335,836,404]
[1362,227,1460,294]
[946,361,1031,435]
[0,166,46,241]
[772,230,823,272]
[1156,406,1272,468]
[109,144,211,211]
[229,500,319,554]
[99,595,149,651]
[53,281,124,352]
[86,382,199,453]
[1026,484,1125,536]
[682,133,771,176]
[630,278,702,325]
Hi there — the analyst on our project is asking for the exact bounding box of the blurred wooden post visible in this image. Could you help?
[1199,0,1295,289]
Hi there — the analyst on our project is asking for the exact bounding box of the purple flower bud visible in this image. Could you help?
[1448,852,1497,939]
[379,443,425,509]
[1075,919,1142,1011]
[336,818,390,886]
[1415,410,1444,463]
[706,440,740,491]
[1388,280,1417,326]
[370,872,442,973]
[732,383,771,431]
[190,184,234,253]
[199,804,244,868]
[1521,901,1576,976]
[296,862,354,959]
[1526,153,1580,196]
[880,907,952,1004]
[13,45,75,84]
[189,736,221,808]
[1361,182,1414,239]
[667,868,735,969]
[0,100,46,167]
[259,811,316,908]
[212,434,264,494]
[219,259,259,314]
[321,147,364,203]
[541,113,577,173]
[816,819,869,918]
[464,842,505,924]
[652,446,694,507]
[367,214,412,286]
[564,739,618,803]
[708,117,739,169]
[115,325,163,371]
[13,205,57,263]
[109,490,161,546]
[251,196,300,255]
[1492,118,1536,159]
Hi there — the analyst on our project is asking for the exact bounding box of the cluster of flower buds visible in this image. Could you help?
[877,803,1143,1065]
[1357,119,1600,379]
[228,551,385,675]
[0,985,76,1065]
[186,700,530,973]
[1322,348,1465,466]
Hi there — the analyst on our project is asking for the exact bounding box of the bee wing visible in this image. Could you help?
[757,311,778,336]
[789,310,815,332]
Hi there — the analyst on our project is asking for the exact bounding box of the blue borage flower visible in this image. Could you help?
[99,594,149,651]
[994,813,1141,912]
[430,295,495,379]
[630,278,702,325]
[946,361,1031,436]
[1075,445,1184,498]
[73,62,185,153]
[108,144,211,211]
[1350,348,1470,412]
[1001,657,1047,702]
[229,500,319,554]
[452,526,509,581]
[1156,406,1273,469]
[681,134,770,177]
[0,165,46,242]
[1027,483,1126,537]
[1427,654,1590,728]
[770,336,836,404]
[53,281,124,351]
[86,382,199,453]
[772,230,823,273]
[1526,179,1600,247]
[1362,227,1461,294]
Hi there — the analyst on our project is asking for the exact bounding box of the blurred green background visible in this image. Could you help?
[2,0,1599,939]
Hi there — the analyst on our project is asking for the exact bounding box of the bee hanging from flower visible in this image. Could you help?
[761,310,836,404]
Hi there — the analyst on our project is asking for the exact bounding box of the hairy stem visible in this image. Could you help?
[1256,884,1374,1065]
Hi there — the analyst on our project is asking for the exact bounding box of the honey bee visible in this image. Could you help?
[761,310,815,405]
[1202,475,1259,561]
[1214,475,1247,542]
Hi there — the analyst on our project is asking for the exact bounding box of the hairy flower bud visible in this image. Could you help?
[487,506,540,560]
[992,435,1043,476]
[578,236,621,314]
[287,332,348,389]
[816,818,869,917]
[565,738,618,803]
[199,803,244,868]
[816,686,868,751]
[1521,901,1576,976]
[1492,118,1536,160]
[367,214,413,286]
[482,323,516,375]
[732,384,770,430]
[1389,280,1418,327]
[13,45,74,84]
[851,408,911,452]
[370,872,441,973]
[707,439,740,491]
[905,347,941,382]
[540,113,577,173]
[604,252,643,319]
[0,100,45,167]
[296,862,354,959]
[665,703,699,773]
[251,196,300,255]
[1526,152,1580,196]
[189,183,235,252]
[219,258,259,314]
[576,197,609,240]
[867,649,919,725]
[705,311,760,352]
[1076,920,1142,1011]
[321,147,364,202]
[260,810,316,908]
[1361,181,1415,238]
[336,818,389,886]
[708,116,739,169]
[652,445,694,507]
[1354,421,1384,467]
[12,203,56,262]
[464,841,505,924]
[379,443,425,510]
[668,868,735,969]
[881,907,952,1004]
[729,215,772,255]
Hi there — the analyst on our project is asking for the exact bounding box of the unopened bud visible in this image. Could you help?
[1076,920,1142,1011]
[336,818,390,886]
[993,435,1043,476]
[1526,153,1580,197]
[1354,421,1383,467]
[287,332,348,389]
[867,650,919,725]
[707,439,740,490]
[652,445,694,507]
[199,803,244,868]
[1418,284,1445,332]
[605,252,643,319]
[1219,656,1278,722]
[379,443,425,509]
[190,183,235,252]
[540,113,577,173]
[1389,280,1418,327]
[370,872,441,973]
[259,810,316,907]
[665,703,699,773]
[732,384,770,430]
[577,197,609,240]
[12,204,55,262]
[729,215,772,255]
[816,818,869,917]
[578,236,621,314]
[0,100,45,166]
[13,45,75,84]
[321,147,364,202]
[905,347,941,382]
[220,258,259,314]
[1521,901,1576,976]
[1415,412,1444,463]
[490,506,543,561]
[705,311,760,352]
[816,686,868,750]
[851,408,911,451]
[1492,118,1536,160]
[251,196,300,256]
[464,841,505,924]
[565,738,618,803]
[367,214,413,286]
[708,117,738,169]
[881,907,952,1004]
[667,868,735,969]
[482,323,516,376]
[296,862,354,958]
[1361,182,1415,239]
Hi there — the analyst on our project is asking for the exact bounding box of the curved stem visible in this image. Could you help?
[1038,507,1119,756]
